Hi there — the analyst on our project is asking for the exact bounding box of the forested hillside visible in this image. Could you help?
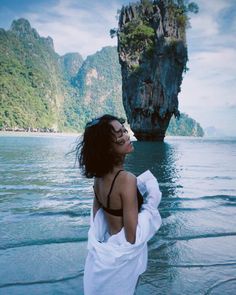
[0,19,70,130]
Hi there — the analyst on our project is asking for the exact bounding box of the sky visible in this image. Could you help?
[0,0,235,136]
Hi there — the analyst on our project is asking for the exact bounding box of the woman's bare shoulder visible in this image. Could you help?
[120,170,136,180]
[119,171,137,189]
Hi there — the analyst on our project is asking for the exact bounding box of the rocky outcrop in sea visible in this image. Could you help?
[116,0,188,141]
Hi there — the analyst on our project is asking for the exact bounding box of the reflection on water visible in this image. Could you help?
[127,141,183,293]
[128,141,180,185]
[127,141,180,209]
[0,135,236,294]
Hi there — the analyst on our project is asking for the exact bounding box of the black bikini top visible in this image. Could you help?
[93,170,143,217]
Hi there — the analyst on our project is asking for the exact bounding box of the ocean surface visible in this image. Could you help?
[0,133,235,295]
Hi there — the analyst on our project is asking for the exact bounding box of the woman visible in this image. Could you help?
[77,114,162,295]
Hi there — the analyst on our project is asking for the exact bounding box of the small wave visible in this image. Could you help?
[28,209,90,218]
[159,200,236,212]
[0,237,88,251]
[0,184,86,192]
[160,207,215,213]
[161,232,236,241]
[0,270,84,289]
[0,192,16,196]
[149,261,236,268]
[161,195,236,204]
[159,183,183,188]
[206,176,233,180]
[205,277,236,295]
[199,195,236,202]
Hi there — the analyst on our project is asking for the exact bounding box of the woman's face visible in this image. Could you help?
[109,120,134,155]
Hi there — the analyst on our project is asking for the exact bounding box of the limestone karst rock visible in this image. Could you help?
[116,0,188,141]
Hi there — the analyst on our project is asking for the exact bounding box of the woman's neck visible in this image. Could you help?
[113,157,125,172]
[113,164,124,172]
[110,155,125,174]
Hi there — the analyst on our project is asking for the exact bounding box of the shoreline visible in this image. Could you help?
[0,130,189,139]
[0,131,234,141]
[0,130,80,137]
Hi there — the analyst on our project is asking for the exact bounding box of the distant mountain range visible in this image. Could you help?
[0,18,204,137]
[204,126,226,137]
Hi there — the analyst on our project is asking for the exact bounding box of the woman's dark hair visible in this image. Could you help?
[76,114,125,178]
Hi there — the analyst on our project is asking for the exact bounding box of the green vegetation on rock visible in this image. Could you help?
[167,113,204,136]
[0,19,69,130]
[69,46,125,129]
[168,0,199,30]
[119,20,155,56]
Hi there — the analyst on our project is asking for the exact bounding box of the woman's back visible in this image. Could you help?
[94,170,142,234]
[93,170,131,235]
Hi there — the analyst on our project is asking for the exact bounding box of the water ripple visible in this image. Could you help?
[149,262,236,268]
[0,237,88,251]
[164,194,235,201]
[0,184,87,192]
[0,270,84,289]
[161,232,236,241]
[28,209,90,218]
[205,278,236,295]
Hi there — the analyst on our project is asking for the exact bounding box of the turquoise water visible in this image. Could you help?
[0,134,236,295]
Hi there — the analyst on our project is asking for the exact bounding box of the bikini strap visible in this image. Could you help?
[107,170,123,208]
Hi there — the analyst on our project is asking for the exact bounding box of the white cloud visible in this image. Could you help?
[178,0,236,133]
[22,0,123,57]
[188,0,235,47]
[190,14,219,38]
[180,47,236,106]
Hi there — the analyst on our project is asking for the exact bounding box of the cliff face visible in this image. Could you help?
[117,0,188,140]
[73,46,125,123]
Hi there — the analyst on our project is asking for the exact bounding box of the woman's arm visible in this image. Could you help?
[121,173,138,244]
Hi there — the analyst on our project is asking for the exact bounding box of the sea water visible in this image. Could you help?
[0,134,235,295]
